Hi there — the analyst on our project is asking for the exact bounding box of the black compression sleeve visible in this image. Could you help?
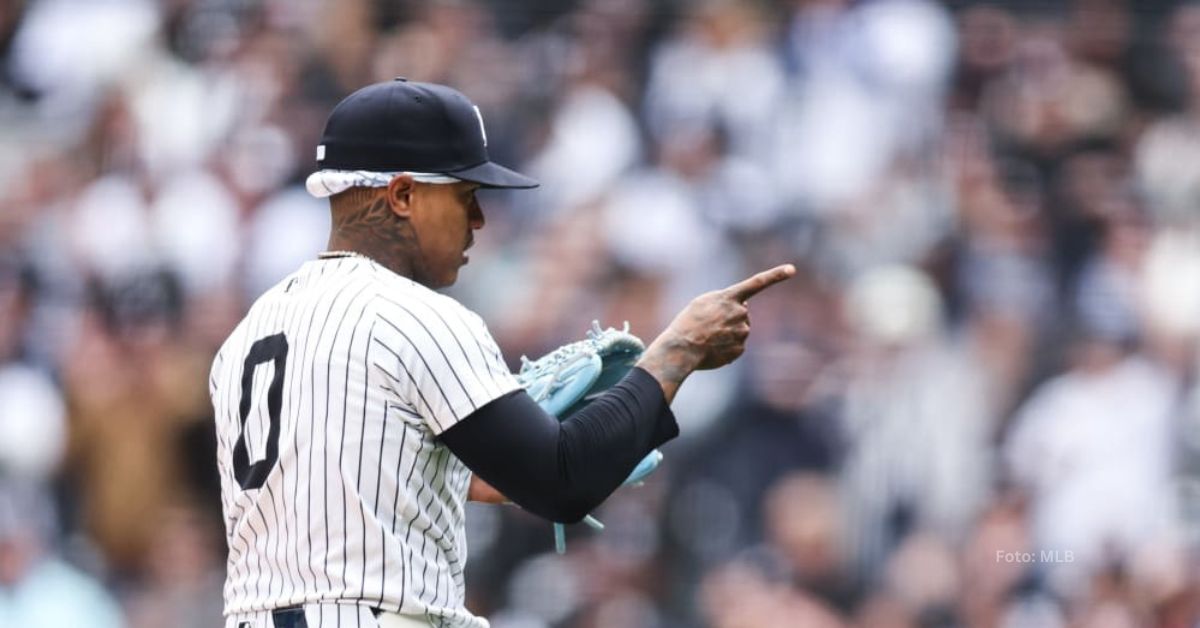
[439,367,678,523]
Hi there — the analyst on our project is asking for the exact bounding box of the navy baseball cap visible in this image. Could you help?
[315,78,538,189]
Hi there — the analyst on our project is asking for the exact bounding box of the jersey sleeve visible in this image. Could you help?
[372,293,521,435]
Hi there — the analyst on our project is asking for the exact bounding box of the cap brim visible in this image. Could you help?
[448,161,539,189]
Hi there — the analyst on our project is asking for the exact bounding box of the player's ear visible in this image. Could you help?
[385,174,417,218]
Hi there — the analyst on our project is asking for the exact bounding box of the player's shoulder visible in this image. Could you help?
[372,271,479,320]
[212,259,379,360]
[252,257,384,308]
[371,277,496,351]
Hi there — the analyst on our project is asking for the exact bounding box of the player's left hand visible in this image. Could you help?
[468,475,508,504]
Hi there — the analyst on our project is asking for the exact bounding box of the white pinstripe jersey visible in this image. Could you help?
[209,255,519,627]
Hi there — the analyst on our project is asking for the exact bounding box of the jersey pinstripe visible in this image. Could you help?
[210,256,520,627]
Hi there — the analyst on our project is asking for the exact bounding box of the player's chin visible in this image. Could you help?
[436,265,463,288]
[430,255,468,287]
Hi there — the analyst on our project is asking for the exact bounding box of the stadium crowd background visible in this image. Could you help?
[1,0,1200,626]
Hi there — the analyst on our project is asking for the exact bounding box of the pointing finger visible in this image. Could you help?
[725,264,797,302]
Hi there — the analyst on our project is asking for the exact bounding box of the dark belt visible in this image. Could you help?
[231,609,304,628]
[271,607,308,628]
[234,607,308,628]
[246,606,381,628]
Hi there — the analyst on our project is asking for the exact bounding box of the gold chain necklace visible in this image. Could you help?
[316,250,366,260]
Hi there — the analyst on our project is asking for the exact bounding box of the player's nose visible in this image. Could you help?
[468,200,485,229]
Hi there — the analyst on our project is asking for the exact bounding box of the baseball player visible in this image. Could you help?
[209,78,794,628]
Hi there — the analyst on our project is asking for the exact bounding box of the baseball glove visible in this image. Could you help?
[516,321,665,553]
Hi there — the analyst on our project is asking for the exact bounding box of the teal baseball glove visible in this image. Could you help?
[516,321,665,553]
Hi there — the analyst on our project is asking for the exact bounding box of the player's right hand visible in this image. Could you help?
[638,264,795,400]
[673,264,796,369]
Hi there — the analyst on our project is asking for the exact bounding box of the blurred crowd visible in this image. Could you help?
[1,0,1200,626]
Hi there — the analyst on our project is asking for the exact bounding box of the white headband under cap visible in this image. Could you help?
[305,169,460,199]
